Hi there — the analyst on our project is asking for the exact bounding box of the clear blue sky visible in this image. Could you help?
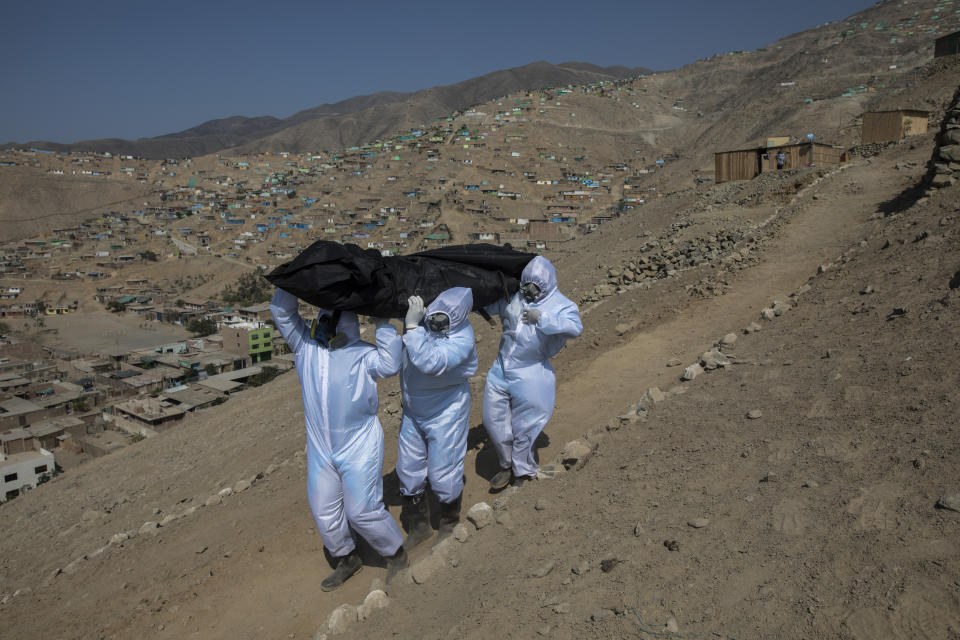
[1,0,877,143]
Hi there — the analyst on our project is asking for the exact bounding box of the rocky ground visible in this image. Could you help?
[1,110,957,639]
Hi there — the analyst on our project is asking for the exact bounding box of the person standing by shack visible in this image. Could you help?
[397,287,478,548]
[270,288,408,591]
[482,256,583,490]
[776,150,786,170]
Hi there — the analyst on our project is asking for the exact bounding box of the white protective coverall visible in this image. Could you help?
[482,256,583,477]
[270,289,404,558]
[397,287,478,503]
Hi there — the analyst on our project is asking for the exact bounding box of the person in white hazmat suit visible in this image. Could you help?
[482,256,583,490]
[397,287,478,549]
[270,289,408,591]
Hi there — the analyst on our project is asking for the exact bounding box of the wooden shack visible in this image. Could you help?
[861,110,929,144]
[714,142,845,183]
[934,30,960,58]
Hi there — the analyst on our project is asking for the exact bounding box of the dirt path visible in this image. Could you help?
[538,161,887,468]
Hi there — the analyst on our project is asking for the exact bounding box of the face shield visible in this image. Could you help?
[520,282,542,303]
[424,312,450,336]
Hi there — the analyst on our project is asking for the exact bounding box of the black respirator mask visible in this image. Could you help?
[311,310,347,349]
[520,282,542,303]
[425,313,450,335]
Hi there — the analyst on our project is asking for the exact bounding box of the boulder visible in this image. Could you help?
[466,502,494,529]
[560,440,594,468]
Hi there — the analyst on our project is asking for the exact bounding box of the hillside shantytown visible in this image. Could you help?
[1,0,959,638]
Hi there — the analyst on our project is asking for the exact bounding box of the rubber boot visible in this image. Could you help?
[489,468,513,491]
[320,549,362,592]
[433,494,462,547]
[401,493,432,551]
[385,546,408,584]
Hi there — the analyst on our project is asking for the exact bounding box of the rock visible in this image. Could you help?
[688,517,710,529]
[600,558,620,573]
[744,321,762,334]
[761,472,779,483]
[138,521,160,536]
[700,350,731,370]
[666,357,683,367]
[552,602,571,614]
[633,522,644,537]
[205,494,223,507]
[536,625,552,636]
[931,174,956,188]
[720,333,737,347]
[109,532,130,546]
[326,604,358,635]
[761,308,776,321]
[453,523,471,542]
[560,439,594,468]
[359,590,389,619]
[639,386,666,408]
[615,323,631,336]
[666,616,679,633]
[535,498,550,511]
[466,502,494,529]
[591,610,613,622]
[938,145,960,163]
[265,463,278,475]
[572,559,590,576]
[936,494,960,512]
[681,363,703,381]
[160,513,180,526]
[746,409,763,419]
[234,479,251,493]
[529,560,555,578]
[492,486,519,511]
[218,487,233,497]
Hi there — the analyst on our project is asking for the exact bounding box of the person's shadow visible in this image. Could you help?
[470,422,550,487]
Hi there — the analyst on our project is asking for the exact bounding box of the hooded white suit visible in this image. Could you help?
[482,257,582,477]
[270,289,403,558]
[397,287,478,502]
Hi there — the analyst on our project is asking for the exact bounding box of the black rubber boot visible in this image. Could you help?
[433,494,462,546]
[401,493,432,551]
[385,546,408,584]
[489,468,513,491]
[320,549,362,592]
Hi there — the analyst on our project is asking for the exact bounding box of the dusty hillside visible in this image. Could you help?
[0,167,153,241]
[14,62,646,158]
[2,96,958,639]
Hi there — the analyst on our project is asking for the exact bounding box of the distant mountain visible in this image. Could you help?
[13,62,650,159]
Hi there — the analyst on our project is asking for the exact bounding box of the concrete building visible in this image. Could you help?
[1,447,54,502]
[221,327,273,363]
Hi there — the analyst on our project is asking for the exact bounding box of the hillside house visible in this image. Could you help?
[861,110,929,144]
[0,446,54,502]
[714,142,846,183]
[934,30,960,58]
